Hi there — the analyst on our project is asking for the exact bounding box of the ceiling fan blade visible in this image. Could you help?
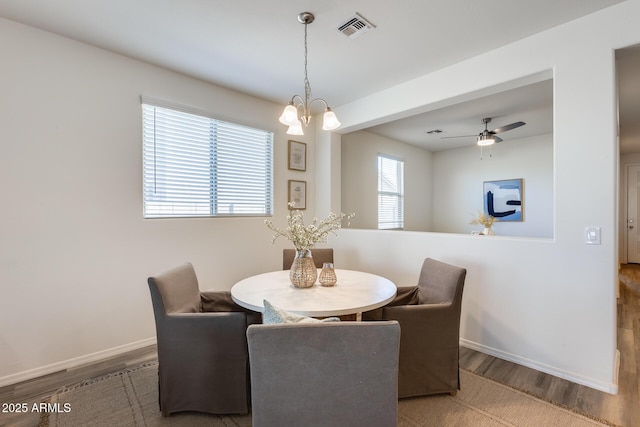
[491,121,525,134]
[440,135,476,139]
[494,136,504,143]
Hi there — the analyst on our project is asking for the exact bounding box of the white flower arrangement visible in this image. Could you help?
[265,203,355,251]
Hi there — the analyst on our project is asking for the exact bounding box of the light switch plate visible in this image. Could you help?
[585,227,601,245]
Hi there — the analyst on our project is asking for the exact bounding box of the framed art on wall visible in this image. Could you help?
[483,178,523,221]
[288,180,306,209]
[288,140,306,171]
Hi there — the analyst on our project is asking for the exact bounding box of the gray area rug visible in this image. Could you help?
[40,362,614,426]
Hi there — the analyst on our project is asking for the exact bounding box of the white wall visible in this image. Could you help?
[341,130,553,237]
[0,18,313,384]
[432,134,554,237]
[319,1,640,393]
[341,130,432,231]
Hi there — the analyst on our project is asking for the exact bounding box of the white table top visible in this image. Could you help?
[231,269,397,317]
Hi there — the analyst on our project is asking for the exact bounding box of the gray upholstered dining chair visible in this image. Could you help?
[363,257,467,398]
[247,321,400,427]
[282,248,333,269]
[147,262,260,416]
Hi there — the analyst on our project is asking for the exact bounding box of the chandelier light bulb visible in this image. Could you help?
[279,103,299,126]
[287,119,304,135]
[322,108,341,130]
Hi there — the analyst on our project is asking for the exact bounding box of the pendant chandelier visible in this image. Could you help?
[278,12,341,136]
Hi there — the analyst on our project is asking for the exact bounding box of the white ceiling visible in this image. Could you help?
[365,79,553,152]
[368,46,640,153]
[0,0,637,152]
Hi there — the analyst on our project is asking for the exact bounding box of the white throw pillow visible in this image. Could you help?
[262,300,340,324]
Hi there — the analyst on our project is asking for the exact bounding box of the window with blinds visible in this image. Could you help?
[142,103,273,218]
[378,154,404,229]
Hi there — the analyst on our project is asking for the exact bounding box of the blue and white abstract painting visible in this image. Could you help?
[483,179,523,221]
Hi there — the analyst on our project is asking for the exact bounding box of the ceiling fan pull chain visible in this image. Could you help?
[480,145,494,160]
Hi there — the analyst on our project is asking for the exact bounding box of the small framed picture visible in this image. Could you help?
[288,140,306,171]
[288,180,306,209]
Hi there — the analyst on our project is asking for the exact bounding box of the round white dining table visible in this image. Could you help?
[231,269,397,317]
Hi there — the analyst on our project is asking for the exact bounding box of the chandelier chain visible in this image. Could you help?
[303,20,312,104]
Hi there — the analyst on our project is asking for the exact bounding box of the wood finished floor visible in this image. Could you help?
[1,265,639,426]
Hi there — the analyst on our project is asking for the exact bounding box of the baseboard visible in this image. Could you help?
[617,263,621,299]
[0,337,157,388]
[460,338,619,394]
[613,349,620,394]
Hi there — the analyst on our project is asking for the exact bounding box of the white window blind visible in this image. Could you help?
[142,103,273,218]
[378,154,404,229]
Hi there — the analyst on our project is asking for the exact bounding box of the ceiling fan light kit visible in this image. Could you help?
[476,118,494,146]
[477,133,496,146]
[279,12,341,136]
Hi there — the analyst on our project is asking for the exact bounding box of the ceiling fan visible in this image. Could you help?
[442,117,526,146]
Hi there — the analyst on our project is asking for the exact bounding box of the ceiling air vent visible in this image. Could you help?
[337,13,376,39]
